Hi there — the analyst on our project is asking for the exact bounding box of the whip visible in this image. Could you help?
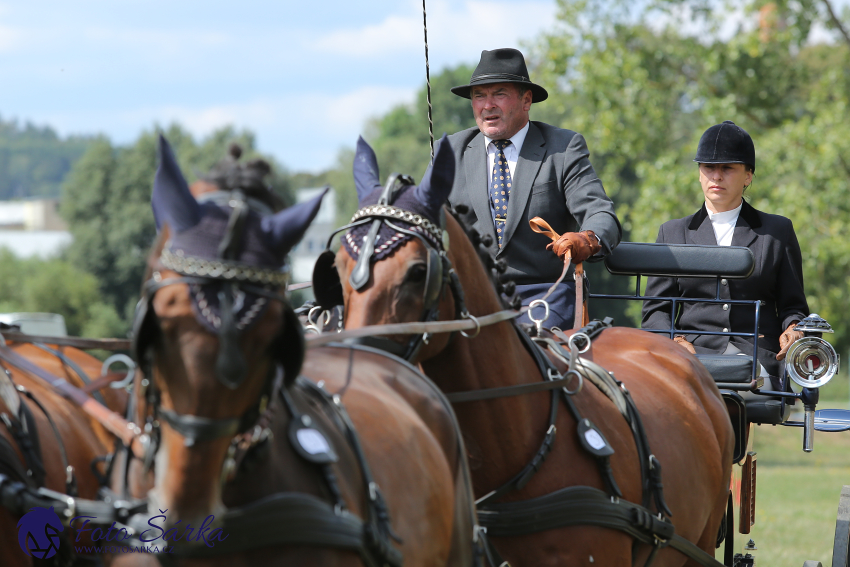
[422,0,434,161]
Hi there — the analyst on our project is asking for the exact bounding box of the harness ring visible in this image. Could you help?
[101,354,137,390]
[563,369,584,395]
[460,312,481,338]
[568,332,592,354]
[305,306,332,335]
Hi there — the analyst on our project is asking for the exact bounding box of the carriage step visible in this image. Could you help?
[783,409,850,432]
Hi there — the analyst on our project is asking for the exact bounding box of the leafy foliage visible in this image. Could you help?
[61,124,295,325]
[0,248,123,337]
[521,0,850,346]
[0,116,95,199]
[295,64,478,226]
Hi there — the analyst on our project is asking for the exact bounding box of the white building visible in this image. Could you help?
[0,199,72,258]
[290,187,337,292]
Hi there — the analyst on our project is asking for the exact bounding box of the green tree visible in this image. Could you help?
[530,0,850,345]
[0,248,123,337]
[310,64,479,226]
[0,116,94,198]
[61,124,295,326]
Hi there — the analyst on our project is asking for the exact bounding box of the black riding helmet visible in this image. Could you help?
[693,120,756,172]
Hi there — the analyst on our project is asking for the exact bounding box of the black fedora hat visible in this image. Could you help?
[451,48,548,102]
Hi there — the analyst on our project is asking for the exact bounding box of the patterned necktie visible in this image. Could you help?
[490,139,512,248]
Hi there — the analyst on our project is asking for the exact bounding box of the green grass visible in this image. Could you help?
[737,418,850,565]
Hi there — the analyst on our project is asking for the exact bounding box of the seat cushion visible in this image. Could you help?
[695,354,754,383]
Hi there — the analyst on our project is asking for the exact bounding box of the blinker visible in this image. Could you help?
[577,418,615,458]
[288,417,338,464]
[348,173,416,292]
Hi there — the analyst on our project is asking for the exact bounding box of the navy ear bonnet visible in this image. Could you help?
[341,185,441,261]
[151,134,326,333]
[167,204,285,268]
[342,134,454,261]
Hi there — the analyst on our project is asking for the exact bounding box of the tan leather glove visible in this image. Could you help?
[673,335,696,354]
[546,230,602,263]
[777,322,804,360]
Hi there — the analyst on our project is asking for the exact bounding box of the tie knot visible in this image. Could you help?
[493,139,511,151]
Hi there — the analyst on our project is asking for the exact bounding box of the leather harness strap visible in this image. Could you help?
[477,485,725,567]
[0,343,146,459]
[0,332,130,351]
[528,216,589,328]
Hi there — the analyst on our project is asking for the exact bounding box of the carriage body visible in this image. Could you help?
[591,241,850,566]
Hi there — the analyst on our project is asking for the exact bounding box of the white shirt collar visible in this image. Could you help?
[706,200,743,223]
[706,200,743,246]
[484,121,530,155]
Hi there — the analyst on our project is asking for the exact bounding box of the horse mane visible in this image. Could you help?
[446,205,522,310]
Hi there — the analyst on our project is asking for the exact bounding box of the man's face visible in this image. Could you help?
[471,83,532,140]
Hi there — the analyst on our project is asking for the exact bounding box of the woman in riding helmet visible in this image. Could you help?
[641,121,809,395]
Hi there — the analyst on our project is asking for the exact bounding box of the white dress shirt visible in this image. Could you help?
[707,200,743,246]
[484,121,530,185]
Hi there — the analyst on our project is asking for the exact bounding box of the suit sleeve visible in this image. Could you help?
[641,223,681,332]
[560,133,622,256]
[777,220,809,330]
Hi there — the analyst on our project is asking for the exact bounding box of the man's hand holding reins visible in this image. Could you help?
[546,230,601,264]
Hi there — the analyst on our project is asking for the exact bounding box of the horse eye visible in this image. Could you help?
[405,263,428,284]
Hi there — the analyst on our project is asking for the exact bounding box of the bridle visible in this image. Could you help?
[122,191,405,565]
[312,176,475,361]
[130,188,297,453]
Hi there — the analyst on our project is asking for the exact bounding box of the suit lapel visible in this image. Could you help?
[463,133,498,245]
[501,122,545,252]
[686,204,717,245]
[731,200,760,248]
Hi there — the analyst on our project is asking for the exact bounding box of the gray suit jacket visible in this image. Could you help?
[446,122,621,285]
[641,200,809,376]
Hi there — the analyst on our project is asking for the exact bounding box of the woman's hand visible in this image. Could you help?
[777,322,804,360]
[673,335,696,354]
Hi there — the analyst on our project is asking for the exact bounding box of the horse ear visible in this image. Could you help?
[152,134,201,232]
[353,136,382,203]
[415,134,455,216]
[261,187,329,255]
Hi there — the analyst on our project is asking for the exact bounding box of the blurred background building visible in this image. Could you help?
[0,199,72,258]
[290,187,336,297]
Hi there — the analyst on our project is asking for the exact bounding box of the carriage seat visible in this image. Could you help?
[695,353,790,425]
[694,354,752,383]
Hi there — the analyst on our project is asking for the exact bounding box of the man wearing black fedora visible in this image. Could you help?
[445,47,621,328]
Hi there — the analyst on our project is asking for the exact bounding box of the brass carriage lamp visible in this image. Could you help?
[785,314,840,452]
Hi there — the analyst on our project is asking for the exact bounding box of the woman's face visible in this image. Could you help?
[698,163,753,213]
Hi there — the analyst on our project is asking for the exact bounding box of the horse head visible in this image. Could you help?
[326,135,508,362]
[137,135,325,525]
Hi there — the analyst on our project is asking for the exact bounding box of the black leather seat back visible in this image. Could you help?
[605,242,754,279]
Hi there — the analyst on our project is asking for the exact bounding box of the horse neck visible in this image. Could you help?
[421,216,552,489]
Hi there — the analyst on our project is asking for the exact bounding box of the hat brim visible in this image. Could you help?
[693,158,755,172]
[451,78,548,102]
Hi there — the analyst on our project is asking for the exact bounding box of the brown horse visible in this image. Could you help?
[331,137,734,566]
[0,340,127,566]
[110,135,477,566]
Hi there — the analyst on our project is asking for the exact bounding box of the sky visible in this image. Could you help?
[0,0,558,174]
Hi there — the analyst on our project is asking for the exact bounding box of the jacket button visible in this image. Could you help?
[721,279,728,286]
[723,304,729,310]
[723,328,729,333]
